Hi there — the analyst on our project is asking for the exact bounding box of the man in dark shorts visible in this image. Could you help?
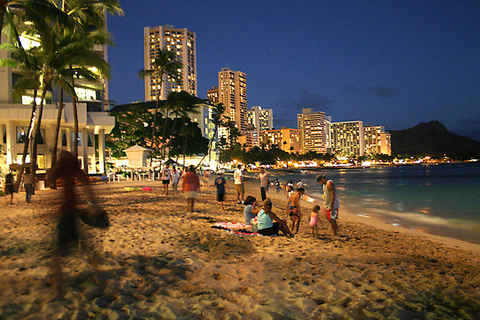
[286,187,305,234]
[214,171,226,211]
[161,164,171,195]
[4,171,15,205]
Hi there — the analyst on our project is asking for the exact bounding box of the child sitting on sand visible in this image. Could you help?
[243,196,261,226]
[310,205,321,237]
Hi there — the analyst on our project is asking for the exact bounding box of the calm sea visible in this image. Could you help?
[271,163,480,244]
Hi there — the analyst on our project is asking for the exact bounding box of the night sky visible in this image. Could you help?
[107,1,480,141]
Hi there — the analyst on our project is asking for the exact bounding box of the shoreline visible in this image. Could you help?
[1,178,480,318]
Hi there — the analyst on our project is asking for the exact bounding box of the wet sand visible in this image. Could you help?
[1,177,480,319]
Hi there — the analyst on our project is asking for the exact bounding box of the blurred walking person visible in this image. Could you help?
[46,151,106,302]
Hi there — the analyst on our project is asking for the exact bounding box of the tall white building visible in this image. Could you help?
[218,68,247,133]
[144,25,197,100]
[330,121,365,157]
[297,108,328,154]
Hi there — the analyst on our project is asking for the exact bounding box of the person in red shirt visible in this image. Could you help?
[182,165,201,212]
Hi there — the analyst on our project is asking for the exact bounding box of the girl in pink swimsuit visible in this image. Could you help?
[309,205,321,237]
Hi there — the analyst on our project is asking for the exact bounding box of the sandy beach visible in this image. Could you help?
[1,176,480,319]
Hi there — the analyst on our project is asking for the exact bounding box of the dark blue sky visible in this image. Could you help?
[107,1,480,141]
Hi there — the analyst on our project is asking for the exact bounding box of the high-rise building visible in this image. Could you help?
[248,106,273,131]
[364,125,391,156]
[207,86,219,105]
[144,25,197,100]
[297,108,328,154]
[217,68,247,133]
[0,32,114,174]
[261,128,300,153]
[330,121,365,157]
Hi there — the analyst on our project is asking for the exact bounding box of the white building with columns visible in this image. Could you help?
[0,33,115,175]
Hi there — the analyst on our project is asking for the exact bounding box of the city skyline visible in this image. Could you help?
[107,1,480,141]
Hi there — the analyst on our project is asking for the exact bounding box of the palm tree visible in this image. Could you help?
[138,49,182,160]
[52,33,110,165]
[226,120,241,145]
[2,0,121,183]
[165,91,202,157]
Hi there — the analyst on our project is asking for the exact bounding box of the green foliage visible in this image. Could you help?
[106,107,154,158]
[168,119,209,157]
[107,105,209,158]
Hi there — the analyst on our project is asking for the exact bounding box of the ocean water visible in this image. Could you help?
[271,163,480,244]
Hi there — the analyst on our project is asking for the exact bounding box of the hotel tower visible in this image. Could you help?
[297,108,328,154]
[144,25,197,100]
[217,68,248,133]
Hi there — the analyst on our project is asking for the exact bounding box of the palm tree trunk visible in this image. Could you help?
[71,75,79,161]
[14,89,37,191]
[182,116,188,168]
[0,1,7,45]
[73,95,79,158]
[195,126,217,170]
[50,88,64,189]
[150,95,160,165]
[161,108,170,158]
[30,86,48,191]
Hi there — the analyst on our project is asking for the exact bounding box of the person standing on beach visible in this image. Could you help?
[309,205,321,237]
[182,165,201,212]
[256,167,269,201]
[161,164,171,195]
[23,167,34,203]
[286,187,305,234]
[4,171,15,205]
[275,179,281,193]
[296,180,303,191]
[233,164,245,204]
[46,150,104,302]
[170,166,180,196]
[214,171,227,211]
[316,174,339,236]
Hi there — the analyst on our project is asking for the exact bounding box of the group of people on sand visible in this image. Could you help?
[158,164,182,196]
[222,164,340,238]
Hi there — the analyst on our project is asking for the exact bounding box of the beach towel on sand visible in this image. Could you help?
[212,222,262,236]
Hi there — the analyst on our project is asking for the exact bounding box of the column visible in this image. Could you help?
[82,128,88,173]
[5,122,15,166]
[98,129,106,174]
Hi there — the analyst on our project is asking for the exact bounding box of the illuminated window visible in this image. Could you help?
[75,87,98,101]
